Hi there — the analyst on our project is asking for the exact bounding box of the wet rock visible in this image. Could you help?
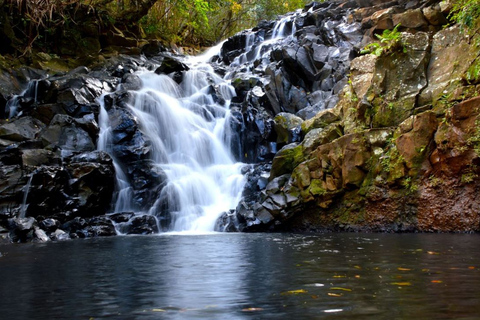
[40,114,96,157]
[51,229,70,241]
[7,217,37,242]
[33,227,50,242]
[82,216,116,237]
[154,56,190,75]
[125,215,159,235]
[273,112,303,145]
[21,149,60,166]
[38,218,61,233]
[0,117,45,142]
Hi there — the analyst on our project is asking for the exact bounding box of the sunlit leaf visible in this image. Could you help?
[330,287,352,292]
[397,267,411,271]
[242,308,263,312]
[355,275,361,278]
[422,268,430,272]
[469,266,476,270]
[152,309,166,312]
[333,275,346,278]
[390,282,412,286]
[431,280,443,283]
[427,251,440,255]
[327,293,343,297]
[354,265,362,269]
[324,309,344,313]
[282,289,308,295]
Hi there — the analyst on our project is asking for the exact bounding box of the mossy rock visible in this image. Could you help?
[270,143,304,180]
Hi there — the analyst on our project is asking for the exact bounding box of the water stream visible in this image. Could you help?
[98,47,246,232]
[97,14,304,233]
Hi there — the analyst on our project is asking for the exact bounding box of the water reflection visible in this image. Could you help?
[1,233,480,319]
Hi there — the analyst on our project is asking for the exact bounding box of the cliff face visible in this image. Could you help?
[229,0,480,232]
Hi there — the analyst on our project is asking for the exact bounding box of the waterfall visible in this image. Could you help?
[98,49,246,233]
[5,80,41,118]
[19,173,34,218]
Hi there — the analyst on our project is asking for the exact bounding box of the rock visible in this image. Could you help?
[40,114,96,157]
[154,56,189,75]
[51,229,70,241]
[125,215,159,235]
[422,5,448,26]
[392,9,428,29]
[395,111,438,171]
[270,143,303,180]
[21,149,60,166]
[33,227,50,242]
[273,112,303,144]
[7,217,37,242]
[0,117,45,142]
[82,216,117,237]
[38,218,61,232]
[67,160,115,217]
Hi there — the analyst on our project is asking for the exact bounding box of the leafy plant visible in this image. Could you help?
[449,0,480,30]
[361,24,406,56]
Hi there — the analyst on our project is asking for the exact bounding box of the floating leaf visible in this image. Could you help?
[427,251,439,255]
[391,282,412,286]
[324,309,344,313]
[327,293,343,297]
[469,266,476,270]
[282,289,308,295]
[398,267,411,271]
[354,265,362,269]
[330,287,352,292]
[152,309,166,312]
[355,275,361,279]
[333,275,346,278]
[431,280,443,283]
[242,308,263,312]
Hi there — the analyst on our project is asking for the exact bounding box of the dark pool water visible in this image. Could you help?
[1,233,480,319]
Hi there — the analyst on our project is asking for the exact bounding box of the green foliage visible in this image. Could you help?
[402,176,418,194]
[140,0,314,46]
[465,58,480,84]
[449,0,480,30]
[361,24,406,56]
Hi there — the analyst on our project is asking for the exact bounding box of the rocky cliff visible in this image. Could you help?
[1,0,479,242]
[223,0,480,232]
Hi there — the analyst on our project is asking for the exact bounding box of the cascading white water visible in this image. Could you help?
[98,48,246,233]
[19,172,34,218]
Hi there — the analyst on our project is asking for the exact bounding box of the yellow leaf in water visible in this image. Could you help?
[152,309,166,312]
[391,282,412,286]
[330,287,352,292]
[355,275,361,278]
[431,280,443,283]
[242,308,263,312]
[398,267,411,271]
[333,275,346,278]
[286,289,308,294]
[469,266,476,270]
[327,293,343,297]
[354,265,362,269]
[427,251,439,255]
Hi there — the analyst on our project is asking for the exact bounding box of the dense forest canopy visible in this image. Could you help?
[0,0,313,58]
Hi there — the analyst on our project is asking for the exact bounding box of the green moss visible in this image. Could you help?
[269,144,305,179]
[308,179,326,196]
